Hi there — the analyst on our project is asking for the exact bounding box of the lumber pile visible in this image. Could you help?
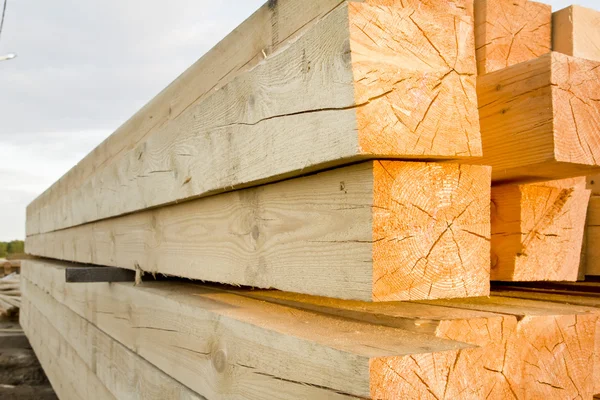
[21,0,600,398]
[0,273,20,319]
[2,259,21,276]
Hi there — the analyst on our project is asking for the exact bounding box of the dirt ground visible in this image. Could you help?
[0,318,57,400]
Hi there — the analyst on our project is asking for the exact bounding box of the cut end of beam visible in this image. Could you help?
[475,0,551,75]
[372,162,491,301]
[351,1,481,158]
[491,177,590,281]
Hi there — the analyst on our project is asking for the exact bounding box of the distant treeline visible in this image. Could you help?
[0,241,25,258]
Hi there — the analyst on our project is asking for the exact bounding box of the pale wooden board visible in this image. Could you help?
[20,299,115,400]
[21,284,205,400]
[26,162,492,302]
[474,0,551,74]
[553,5,600,62]
[477,52,600,182]
[491,177,591,281]
[26,0,480,237]
[21,259,506,400]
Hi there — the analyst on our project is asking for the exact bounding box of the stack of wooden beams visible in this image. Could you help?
[21,0,600,398]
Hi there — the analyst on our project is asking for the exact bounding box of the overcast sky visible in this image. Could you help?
[0,0,598,240]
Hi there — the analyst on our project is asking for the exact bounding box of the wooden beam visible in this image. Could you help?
[553,5,600,62]
[490,177,590,281]
[474,0,551,74]
[20,301,115,400]
[492,287,600,395]
[21,259,487,399]
[416,295,599,399]
[21,287,205,400]
[478,52,600,183]
[586,196,600,276]
[26,162,492,302]
[65,266,135,283]
[26,0,480,237]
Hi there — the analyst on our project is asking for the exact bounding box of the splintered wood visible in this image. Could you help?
[491,177,591,281]
[478,52,600,182]
[26,162,492,302]
[26,0,480,237]
[474,0,551,74]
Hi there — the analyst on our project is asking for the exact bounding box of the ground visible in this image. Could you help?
[0,318,57,400]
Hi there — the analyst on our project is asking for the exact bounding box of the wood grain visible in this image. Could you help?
[20,300,115,400]
[493,287,600,395]
[26,161,491,302]
[22,259,484,400]
[474,0,551,74]
[21,285,205,400]
[417,295,599,399]
[478,52,600,182]
[26,0,480,237]
[491,177,591,281]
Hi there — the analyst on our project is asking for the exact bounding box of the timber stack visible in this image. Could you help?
[21,0,600,399]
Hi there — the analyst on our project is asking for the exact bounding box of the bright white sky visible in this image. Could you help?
[0,0,597,240]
